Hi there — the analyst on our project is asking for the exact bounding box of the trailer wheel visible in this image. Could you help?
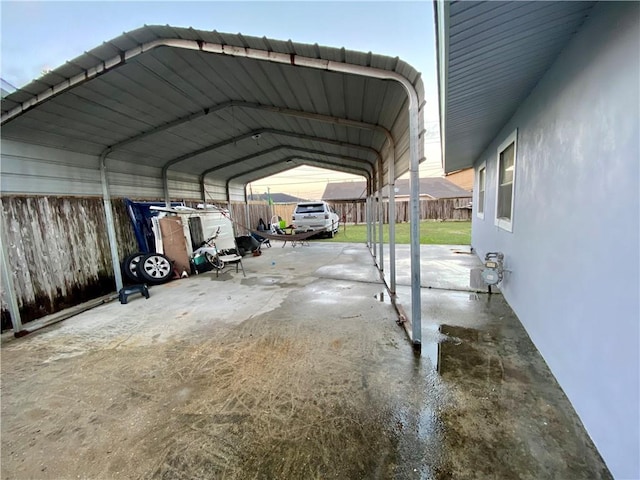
[136,253,173,284]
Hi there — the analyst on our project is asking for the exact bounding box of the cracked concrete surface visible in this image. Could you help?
[1,242,611,479]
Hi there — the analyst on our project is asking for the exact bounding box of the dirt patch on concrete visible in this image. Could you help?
[2,275,443,479]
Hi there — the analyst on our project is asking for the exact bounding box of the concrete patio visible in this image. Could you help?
[1,242,610,479]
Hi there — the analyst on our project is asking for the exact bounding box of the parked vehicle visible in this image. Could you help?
[292,201,339,237]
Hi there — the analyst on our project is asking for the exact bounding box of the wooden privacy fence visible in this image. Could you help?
[231,198,471,233]
[230,202,296,234]
[0,196,139,331]
[329,197,472,223]
[1,195,470,331]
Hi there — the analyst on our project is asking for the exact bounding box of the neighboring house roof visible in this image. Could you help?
[323,177,472,201]
[435,1,596,172]
[322,182,368,201]
[248,193,304,203]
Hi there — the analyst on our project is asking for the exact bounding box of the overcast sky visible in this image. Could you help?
[0,1,443,198]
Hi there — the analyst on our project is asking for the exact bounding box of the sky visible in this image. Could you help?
[0,0,443,199]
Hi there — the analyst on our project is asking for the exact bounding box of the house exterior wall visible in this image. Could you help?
[471,3,639,478]
[445,168,474,191]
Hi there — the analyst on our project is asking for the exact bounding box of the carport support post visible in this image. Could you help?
[244,189,252,235]
[371,196,377,262]
[0,212,23,334]
[378,162,384,273]
[367,196,372,252]
[162,166,171,207]
[388,160,396,294]
[407,104,422,348]
[99,151,124,293]
[200,176,207,206]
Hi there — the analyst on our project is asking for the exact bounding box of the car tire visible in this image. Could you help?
[122,252,145,282]
[136,253,173,284]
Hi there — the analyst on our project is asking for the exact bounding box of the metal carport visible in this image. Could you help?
[0,26,425,347]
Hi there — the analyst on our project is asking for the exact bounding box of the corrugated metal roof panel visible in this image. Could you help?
[438,1,596,172]
[2,25,423,188]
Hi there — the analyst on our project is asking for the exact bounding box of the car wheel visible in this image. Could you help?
[122,252,145,282]
[136,253,173,284]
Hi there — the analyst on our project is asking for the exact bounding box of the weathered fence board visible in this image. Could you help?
[0,196,138,330]
[231,198,471,235]
[329,198,471,223]
[230,202,296,234]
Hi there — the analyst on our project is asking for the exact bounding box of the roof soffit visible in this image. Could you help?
[438,1,596,172]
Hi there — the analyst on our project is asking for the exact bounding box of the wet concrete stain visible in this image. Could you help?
[240,276,299,289]
[0,246,612,479]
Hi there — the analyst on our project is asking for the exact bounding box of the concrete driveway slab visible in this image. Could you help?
[1,242,610,479]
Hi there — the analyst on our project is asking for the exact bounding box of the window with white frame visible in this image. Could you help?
[495,129,517,231]
[477,163,486,219]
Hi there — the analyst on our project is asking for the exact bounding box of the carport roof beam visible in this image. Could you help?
[200,145,374,209]
[94,100,394,157]
[199,145,375,180]
[225,156,370,205]
[161,128,381,175]
[226,156,371,187]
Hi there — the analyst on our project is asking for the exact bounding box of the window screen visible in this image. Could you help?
[478,166,486,216]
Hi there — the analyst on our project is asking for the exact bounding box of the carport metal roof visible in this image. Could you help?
[1,25,427,348]
[435,1,596,173]
[1,25,424,195]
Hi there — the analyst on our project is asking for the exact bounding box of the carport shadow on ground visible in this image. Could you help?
[1,242,610,479]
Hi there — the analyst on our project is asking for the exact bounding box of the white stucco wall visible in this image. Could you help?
[471,3,639,478]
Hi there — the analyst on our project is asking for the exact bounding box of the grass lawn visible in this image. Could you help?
[317,220,471,245]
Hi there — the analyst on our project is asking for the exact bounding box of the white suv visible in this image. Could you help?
[292,201,340,238]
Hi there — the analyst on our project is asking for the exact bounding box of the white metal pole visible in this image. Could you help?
[378,161,384,272]
[99,151,124,292]
[364,197,373,255]
[407,103,422,348]
[371,195,377,263]
[389,157,396,295]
